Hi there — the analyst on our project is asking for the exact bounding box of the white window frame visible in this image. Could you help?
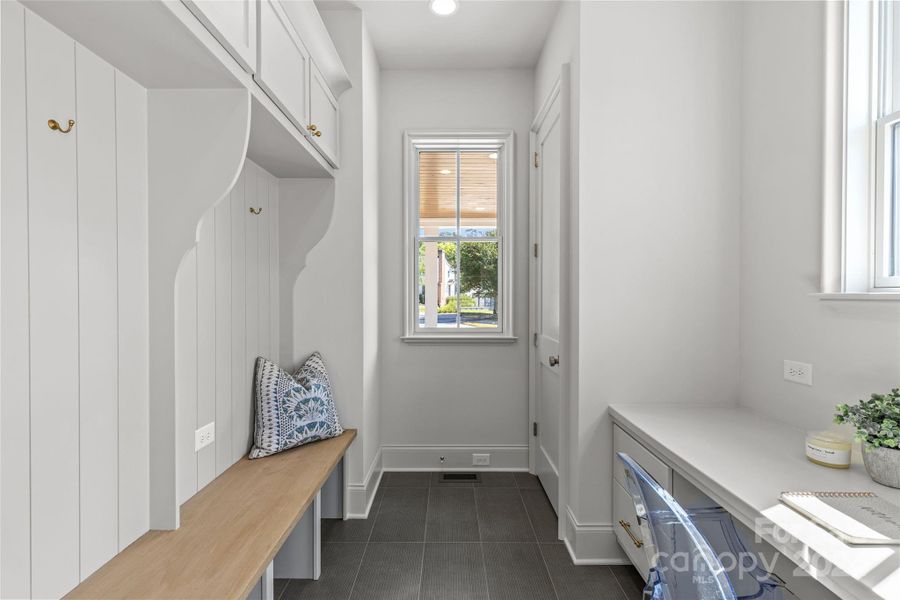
[822,0,900,296]
[401,131,516,342]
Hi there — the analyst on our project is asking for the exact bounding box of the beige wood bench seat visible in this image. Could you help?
[66,430,357,600]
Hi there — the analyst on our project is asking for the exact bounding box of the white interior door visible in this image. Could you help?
[533,90,562,513]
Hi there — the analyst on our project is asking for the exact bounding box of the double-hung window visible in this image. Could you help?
[825,0,900,293]
[403,132,515,341]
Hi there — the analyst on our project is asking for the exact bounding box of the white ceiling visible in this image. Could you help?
[319,0,560,70]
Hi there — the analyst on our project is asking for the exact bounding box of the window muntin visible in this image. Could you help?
[404,132,514,339]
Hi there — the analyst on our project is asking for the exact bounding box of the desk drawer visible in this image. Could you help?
[613,479,650,581]
[613,425,672,491]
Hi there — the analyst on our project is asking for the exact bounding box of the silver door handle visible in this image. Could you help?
[549,356,559,367]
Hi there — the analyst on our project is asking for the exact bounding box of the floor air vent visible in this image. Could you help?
[439,472,481,482]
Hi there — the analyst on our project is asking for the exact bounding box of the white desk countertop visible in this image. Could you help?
[608,403,900,600]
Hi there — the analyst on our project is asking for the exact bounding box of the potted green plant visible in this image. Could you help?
[834,389,900,488]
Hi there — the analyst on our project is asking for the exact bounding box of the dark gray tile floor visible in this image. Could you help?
[278,472,644,600]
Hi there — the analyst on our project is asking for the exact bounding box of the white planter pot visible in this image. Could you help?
[862,446,900,488]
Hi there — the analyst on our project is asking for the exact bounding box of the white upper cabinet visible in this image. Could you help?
[255,0,310,133]
[308,61,338,167]
[183,0,257,73]
[179,0,349,167]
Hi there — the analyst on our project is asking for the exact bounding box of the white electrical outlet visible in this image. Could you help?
[195,422,215,451]
[473,453,490,466]
[783,360,813,386]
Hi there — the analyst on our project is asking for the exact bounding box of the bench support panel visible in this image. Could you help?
[246,561,274,600]
[274,490,321,580]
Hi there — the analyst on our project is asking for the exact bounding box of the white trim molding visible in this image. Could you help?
[381,444,529,471]
[401,130,516,342]
[563,507,630,566]
[346,448,383,519]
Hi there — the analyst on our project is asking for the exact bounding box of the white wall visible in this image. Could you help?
[289,7,381,516]
[174,158,280,506]
[570,0,742,558]
[0,5,149,596]
[739,2,900,429]
[534,0,579,113]
[378,68,534,467]
[361,21,382,489]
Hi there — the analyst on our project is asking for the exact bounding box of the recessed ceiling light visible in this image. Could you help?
[475,207,486,211]
[440,169,451,175]
[488,152,498,159]
[429,0,458,17]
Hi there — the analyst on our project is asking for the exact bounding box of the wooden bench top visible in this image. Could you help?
[66,430,356,600]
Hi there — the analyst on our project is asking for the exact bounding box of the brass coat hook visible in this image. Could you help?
[48,118,75,134]
[249,207,262,215]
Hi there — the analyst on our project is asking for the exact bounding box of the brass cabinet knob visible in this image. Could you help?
[307,124,317,132]
[314,130,322,137]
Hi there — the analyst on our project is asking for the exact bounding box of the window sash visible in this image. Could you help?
[874,110,900,288]
[414,146,503,333]
[413,237,504,333]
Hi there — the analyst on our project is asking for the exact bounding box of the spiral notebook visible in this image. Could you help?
[780,491,900,545]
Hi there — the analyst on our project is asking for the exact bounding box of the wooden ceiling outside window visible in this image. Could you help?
[418,151,497,229]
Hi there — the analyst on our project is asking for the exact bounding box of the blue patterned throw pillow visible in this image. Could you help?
[294,351,342,432]
[249,356,343,459]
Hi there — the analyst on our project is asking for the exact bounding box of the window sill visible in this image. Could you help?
[401,335,518,344]
[810,292,900,301]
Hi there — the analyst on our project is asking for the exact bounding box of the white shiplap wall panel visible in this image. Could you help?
[3,6,151,593]
[269,178,280,361]
[75,44,120,579]
[25,12,81,598]
[115,69,150,552]
[174,159,280,502]
[175,248,199,506]
[230,170,248,464]
[0,3,31,597]
[215,199,234,473]
[197,216,217,489]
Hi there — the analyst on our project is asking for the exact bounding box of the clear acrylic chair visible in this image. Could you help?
[617,452,785,600]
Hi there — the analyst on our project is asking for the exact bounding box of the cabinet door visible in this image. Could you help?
[308,61,339,167]
[183,0,256,73]
[256,0,309,131]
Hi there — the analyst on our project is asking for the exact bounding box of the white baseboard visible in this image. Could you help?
[563,506,630,565]
[381,444,529,471]
[347,448,382,519]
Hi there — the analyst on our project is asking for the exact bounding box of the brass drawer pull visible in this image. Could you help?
[249,207,262,215]
[618,519,644,548]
